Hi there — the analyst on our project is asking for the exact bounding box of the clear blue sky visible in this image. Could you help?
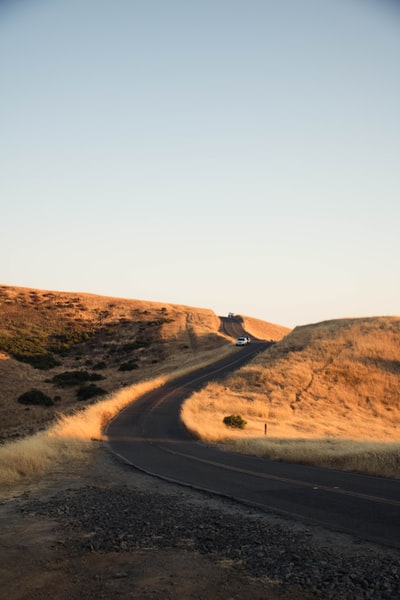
[1,0,399,327]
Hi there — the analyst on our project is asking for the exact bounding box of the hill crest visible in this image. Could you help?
[0,284,288,441]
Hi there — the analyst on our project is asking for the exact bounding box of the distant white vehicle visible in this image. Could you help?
[235,337,248,346]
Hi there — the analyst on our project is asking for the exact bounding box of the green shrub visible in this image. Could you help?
[223,414,247,429]
[0,333,60,369]
[50,370,105,387]
[18,389,54,407]
[118,360,139,371]
[48,330,94,353]
[16,353,61,370]
[76,384,107,401]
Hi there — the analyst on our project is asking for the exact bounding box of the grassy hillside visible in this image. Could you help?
[1,285,399,480]
[182,316,400,476]
[239,314,291,341]
[0,285,238,442]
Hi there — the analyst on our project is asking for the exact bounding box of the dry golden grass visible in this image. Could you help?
[182,316,400,478]
[0,284,236,441]
[0,344,237,492]
[239,315,291,341]
[4,285,398,481]
[228,438,400,479]
[0,377,164,490]
[0,284,244,492]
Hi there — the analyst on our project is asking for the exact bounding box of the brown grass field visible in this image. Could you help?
[1,284,399,484]
[0,284,235,442]
[0,284,287,489]
[182,316,400,478]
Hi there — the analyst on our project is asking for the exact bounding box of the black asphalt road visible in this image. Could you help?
[106,343,400,549]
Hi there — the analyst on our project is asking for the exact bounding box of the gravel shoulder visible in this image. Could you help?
[1,444,399,600]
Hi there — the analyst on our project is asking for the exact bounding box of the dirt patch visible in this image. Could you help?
[0,447,309,600]
[2,444,400,599]
[1,545,280,600]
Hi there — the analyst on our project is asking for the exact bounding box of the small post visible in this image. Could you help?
[264,422,267,436]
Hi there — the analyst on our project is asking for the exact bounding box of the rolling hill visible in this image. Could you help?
[183,315,400,443]
[0,284,288,442]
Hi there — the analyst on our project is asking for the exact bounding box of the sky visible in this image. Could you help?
[1,0,399,328]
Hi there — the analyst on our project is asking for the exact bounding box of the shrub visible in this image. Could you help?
[50,370,105,387]
[118,360,139,371]
[18,389,54,407]
[223,414,247,429]
[76,384,107,401]
[147,319,163,327]
[93,361,107,370]
[0,333,60,369]
[16,353,61,370]
[48,330,94,354]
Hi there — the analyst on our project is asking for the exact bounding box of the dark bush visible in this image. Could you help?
[118,360,139,371]
[16,353,61,370]
[76,384,107,401]
[121,340,149,352]
[50,370,105,387]
[223,414,247,429]
[0,333,60,370]
[18,389,54,407]
[48,330,94,354]
[147,319,163,326]
[93,361,107,370]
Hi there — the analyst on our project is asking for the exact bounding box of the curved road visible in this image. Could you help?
[106,342,400,550]
[219,315,254,340]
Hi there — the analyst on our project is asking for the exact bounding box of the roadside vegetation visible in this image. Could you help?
[2,285,399,484]
[0,343,236,491]
[182,316,400,479]
[0,377,164,490]
[0,285,238,443]
[227,438,400,479]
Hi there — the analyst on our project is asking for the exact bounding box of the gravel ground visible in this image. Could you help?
[14,446,400,600]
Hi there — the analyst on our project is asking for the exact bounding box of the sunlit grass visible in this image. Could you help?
[0,344,236,492]
[2,315,400,490]
[226,438,400,479]
[0,377,165,490]
[182,316,400,478]
[182,384,400,478]
[0,432,86,485]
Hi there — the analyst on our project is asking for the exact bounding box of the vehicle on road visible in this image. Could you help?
[236,337,249,346]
